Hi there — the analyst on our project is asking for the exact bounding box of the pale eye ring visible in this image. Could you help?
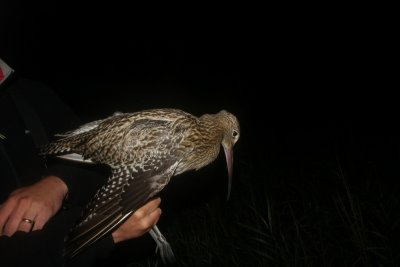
[232,130,239,137]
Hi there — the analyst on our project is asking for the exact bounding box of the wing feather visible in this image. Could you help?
[64,159,181,259]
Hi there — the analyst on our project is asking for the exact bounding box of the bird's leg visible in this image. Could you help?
[149,224,175,265]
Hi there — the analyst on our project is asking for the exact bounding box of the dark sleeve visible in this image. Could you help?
[0,231,57,267]
[65,235,115,267]
[12,77,108,205]
[43,159,109,207]
[43,162,119,266]
[1,76,117,264]
[0,207,116,267]
[0,207,84,267]
[16,77,81,137]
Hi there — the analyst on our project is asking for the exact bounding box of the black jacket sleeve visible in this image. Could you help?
[0,207,116,267]
[0,231,58,267]
[43,160,109,207]
[10,76,110,206]
[0,76,116,266]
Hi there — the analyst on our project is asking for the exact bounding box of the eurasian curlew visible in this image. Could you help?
[40,108,240,264]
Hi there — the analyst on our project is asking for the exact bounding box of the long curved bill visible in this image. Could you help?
[223,146,233,200]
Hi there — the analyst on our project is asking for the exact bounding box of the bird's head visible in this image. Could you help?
[217,110,240,200]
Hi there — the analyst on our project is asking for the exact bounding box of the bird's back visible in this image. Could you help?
[41,109,198,165]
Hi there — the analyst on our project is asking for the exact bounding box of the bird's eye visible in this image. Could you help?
[232,130,238,137]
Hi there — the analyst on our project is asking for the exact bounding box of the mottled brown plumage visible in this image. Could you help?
[41,108,240,263]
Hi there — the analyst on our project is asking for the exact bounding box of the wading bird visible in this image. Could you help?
[41,108,240,264]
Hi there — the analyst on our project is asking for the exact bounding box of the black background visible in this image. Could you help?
[1,0,398,206]
[1,0,398,207]
[1,2,397,168]
[1,2,399,265]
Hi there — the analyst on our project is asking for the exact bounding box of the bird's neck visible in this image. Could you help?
[177,115,225,175]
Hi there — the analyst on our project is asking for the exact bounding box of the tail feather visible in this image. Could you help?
[40,132,92,156]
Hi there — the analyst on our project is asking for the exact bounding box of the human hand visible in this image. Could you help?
[0,176,68,236]
[111,198,162,243]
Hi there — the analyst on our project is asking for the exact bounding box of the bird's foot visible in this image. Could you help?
[155,240,175,265]
[149,225,176,265]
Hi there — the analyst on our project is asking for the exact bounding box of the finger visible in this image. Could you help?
[18,218,36,232]
[0,199,18,235]
[28,201,51,231]
[149,208,162,226]
[31,209,52,231]
[133,198,161,219]
[141,208,162,232]
[9,187,24,196]
[139,198,161,213]
[17,208,38,233]
[2,198,32,236]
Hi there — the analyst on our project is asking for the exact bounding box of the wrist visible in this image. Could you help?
[42,175,69,199]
